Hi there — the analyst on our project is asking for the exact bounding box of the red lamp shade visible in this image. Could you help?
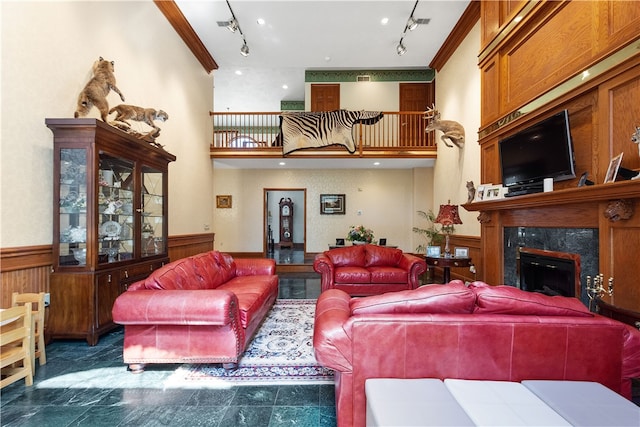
[435,200,462,226]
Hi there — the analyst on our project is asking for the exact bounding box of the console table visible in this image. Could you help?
[425,256,472,283]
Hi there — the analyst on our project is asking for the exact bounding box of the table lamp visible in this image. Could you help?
[435,200,462,257]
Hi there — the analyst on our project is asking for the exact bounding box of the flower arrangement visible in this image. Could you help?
[347,225,374,243]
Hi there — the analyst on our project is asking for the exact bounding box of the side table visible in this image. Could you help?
[425,256,472,284]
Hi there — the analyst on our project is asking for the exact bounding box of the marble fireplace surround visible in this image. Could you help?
[503,228,598,307]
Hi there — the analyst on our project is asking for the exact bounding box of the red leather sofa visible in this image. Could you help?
[313,244,426,296]
[313,280,640,427]
[112,250,278,372]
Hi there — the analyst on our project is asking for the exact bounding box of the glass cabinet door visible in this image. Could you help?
[98,152,134,264]
[141,165,165,257]
[59,149,88,266]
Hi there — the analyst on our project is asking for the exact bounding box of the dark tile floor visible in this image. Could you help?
[1,264,333,427]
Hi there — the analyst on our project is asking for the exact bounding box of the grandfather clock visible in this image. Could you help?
[279,197,293,249]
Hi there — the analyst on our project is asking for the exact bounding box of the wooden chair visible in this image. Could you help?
[1,303,33,388]
[12,292,46,368]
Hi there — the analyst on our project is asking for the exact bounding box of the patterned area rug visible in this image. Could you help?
[166,299,334,386]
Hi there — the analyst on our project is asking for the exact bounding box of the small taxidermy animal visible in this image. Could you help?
[109,104,169,136]
[466,180,476,203]
[74,57,125,122]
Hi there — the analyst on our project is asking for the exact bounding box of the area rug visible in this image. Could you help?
[166,299,334,386]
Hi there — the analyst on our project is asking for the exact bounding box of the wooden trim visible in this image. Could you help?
[429,0,481,71]
[167,233,216,248]
[153,0,218,73]
[0,245,52,272]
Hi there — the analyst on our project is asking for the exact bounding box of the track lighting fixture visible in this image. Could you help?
[240,40,249,57]
[396,0,429,56]
[226,18,238,33]
[216,1,250,57]
[396,40,407,56]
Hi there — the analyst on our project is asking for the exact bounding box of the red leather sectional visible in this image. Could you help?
[112,250,278,372]
[313,280,640,427]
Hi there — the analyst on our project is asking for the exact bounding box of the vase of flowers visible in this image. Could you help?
[347,225,374,244]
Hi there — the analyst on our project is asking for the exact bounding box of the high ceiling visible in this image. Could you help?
[174,0,471,111]
[171,0,471,169]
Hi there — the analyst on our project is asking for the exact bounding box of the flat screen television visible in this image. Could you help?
[499,110,576,189]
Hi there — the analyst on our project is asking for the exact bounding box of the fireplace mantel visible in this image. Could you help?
[463,180,640,213]
[462,179,640,326]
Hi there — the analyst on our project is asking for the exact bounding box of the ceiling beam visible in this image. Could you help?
[154,0,218,73]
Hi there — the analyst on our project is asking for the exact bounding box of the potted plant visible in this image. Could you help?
[346,225,374,244]
[412,210,447,254]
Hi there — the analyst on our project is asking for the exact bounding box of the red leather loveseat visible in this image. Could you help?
[112,250,278,372]
[313,280,640,427]
[313,244,426,296]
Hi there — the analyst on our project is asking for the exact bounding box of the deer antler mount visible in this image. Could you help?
[424,104,465,148]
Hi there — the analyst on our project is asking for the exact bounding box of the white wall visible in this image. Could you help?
[213,168,430,253]
[433,21,481,236]
[0,1,214,247]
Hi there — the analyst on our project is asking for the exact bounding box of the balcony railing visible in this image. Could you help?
[209,111,436,158]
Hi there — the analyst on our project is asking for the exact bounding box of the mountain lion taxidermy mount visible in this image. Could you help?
[109,104,169,145]
[74,57,125,122]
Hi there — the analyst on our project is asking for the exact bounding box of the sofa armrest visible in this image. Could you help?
[234,258,276,276]
[313,289,353,371]
[112,289,239,325]
[398,253,427,289]
[314,254,336,292]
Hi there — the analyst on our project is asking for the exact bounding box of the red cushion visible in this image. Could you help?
[335,266,371,283]
[369,267,407,284]
[470,281,593,317]
[350,280,476,315]
[326,245,366,267]
[143,258,199,290]
[365,245,403,267]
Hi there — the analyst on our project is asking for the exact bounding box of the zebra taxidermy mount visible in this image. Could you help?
[278,110,383,155]
[424,104,465,148]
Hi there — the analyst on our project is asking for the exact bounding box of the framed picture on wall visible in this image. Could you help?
[216,195,232,208]
[320,194,346,214]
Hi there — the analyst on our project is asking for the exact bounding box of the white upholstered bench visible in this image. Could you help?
[365,378,640,427]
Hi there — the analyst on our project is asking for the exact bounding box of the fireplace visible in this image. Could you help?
[503,227,598,307]
[519,248,580,298]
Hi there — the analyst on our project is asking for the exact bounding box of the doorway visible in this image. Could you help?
[399,82,434,146]
[264,188,306,259]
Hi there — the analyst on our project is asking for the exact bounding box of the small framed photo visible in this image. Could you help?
[454,247,469,258]
[483,184,504,200]
[604,153,623,183]
[216,195,232,208]
[474,184,488,202]
[427,246,441,257]
[320,194,346,215]
[378,238,387,246]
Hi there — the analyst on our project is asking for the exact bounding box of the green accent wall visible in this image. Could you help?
[305,69,435,83]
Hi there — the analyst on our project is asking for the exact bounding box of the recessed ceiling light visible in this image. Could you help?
[235,70,242,75]
[282,84,288,90]
[373,162,380,166]
[279,162,286,166]
[257,18,265,25]
[380,17,389,25]
[324,56,331,62]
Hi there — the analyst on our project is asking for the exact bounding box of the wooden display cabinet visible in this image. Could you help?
[47,118,176,345]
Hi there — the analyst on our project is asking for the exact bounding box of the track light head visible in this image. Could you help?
[407,17,418,31]
[396,42,407,56]
[240,42,249,57]
[227,18,238,33]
